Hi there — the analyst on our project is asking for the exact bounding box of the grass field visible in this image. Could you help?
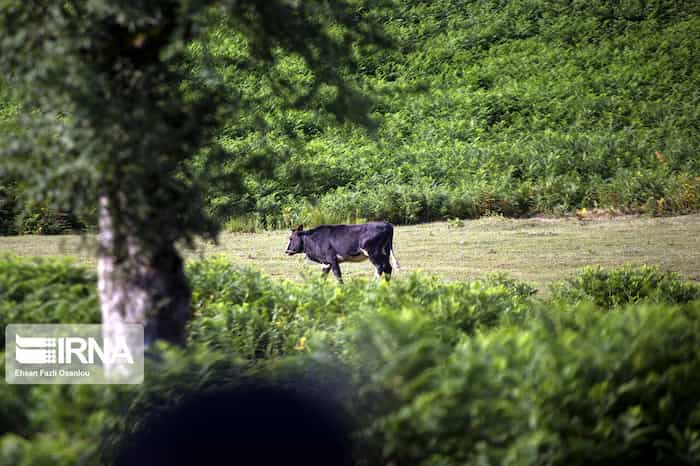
[0,213,698,290]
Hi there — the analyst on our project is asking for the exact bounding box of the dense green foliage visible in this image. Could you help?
[551,264,700,307]
[3,1,699,234]
[200,0,700,229]
[2,256,700,465]
[0,257,99,346]
[187,259,535,357]
[347,302,700,466]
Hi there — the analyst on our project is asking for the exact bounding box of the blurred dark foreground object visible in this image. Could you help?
[115,383,354,466]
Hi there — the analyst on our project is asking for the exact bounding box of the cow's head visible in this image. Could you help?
[285,224,304,255]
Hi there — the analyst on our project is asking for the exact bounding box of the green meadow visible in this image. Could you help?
[2,214,698,289]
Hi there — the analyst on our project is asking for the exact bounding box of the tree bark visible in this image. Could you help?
[97,195,192,349]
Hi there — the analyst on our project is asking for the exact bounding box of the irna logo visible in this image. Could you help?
[15,334,134,365]
[6,324,144,385]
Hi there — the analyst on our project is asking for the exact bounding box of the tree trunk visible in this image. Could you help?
[97,195,192,349]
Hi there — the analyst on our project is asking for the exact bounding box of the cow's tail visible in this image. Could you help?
[388,229,401,272]
[390,247,401,272]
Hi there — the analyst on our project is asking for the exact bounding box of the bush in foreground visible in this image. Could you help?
[1,257,700,465]
[0,256,99,345]
[550,264,700,308]
[187,258,535,357]
[347,301,700,466]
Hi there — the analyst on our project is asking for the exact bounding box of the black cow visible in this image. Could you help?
[285,222,400,283]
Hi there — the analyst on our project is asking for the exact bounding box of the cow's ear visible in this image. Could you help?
[295,224,304,232]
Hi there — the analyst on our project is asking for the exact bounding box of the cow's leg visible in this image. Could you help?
[367,254,381,280]
[368,259,382,280]
[330,260,344,284]
[380,238,393,280]
[380,260,392,281]
[321,264,331,278]
[369,254,392,281]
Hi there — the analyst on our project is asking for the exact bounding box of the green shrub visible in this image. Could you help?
[222,215,260,233]
[13,201,87,235]
[0,255,533,360]
[348,302,700,466]
[0,343,249,466]
[2,257,699,466]
[550,264,700,308]
[0,182,19,236]
[187,257,535,358]
[0,256,100,345]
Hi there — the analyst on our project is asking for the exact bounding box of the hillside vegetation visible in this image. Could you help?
[207,0,700,229]
[1,0,700,234]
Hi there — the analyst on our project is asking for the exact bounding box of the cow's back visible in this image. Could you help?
[303,222,393,260]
